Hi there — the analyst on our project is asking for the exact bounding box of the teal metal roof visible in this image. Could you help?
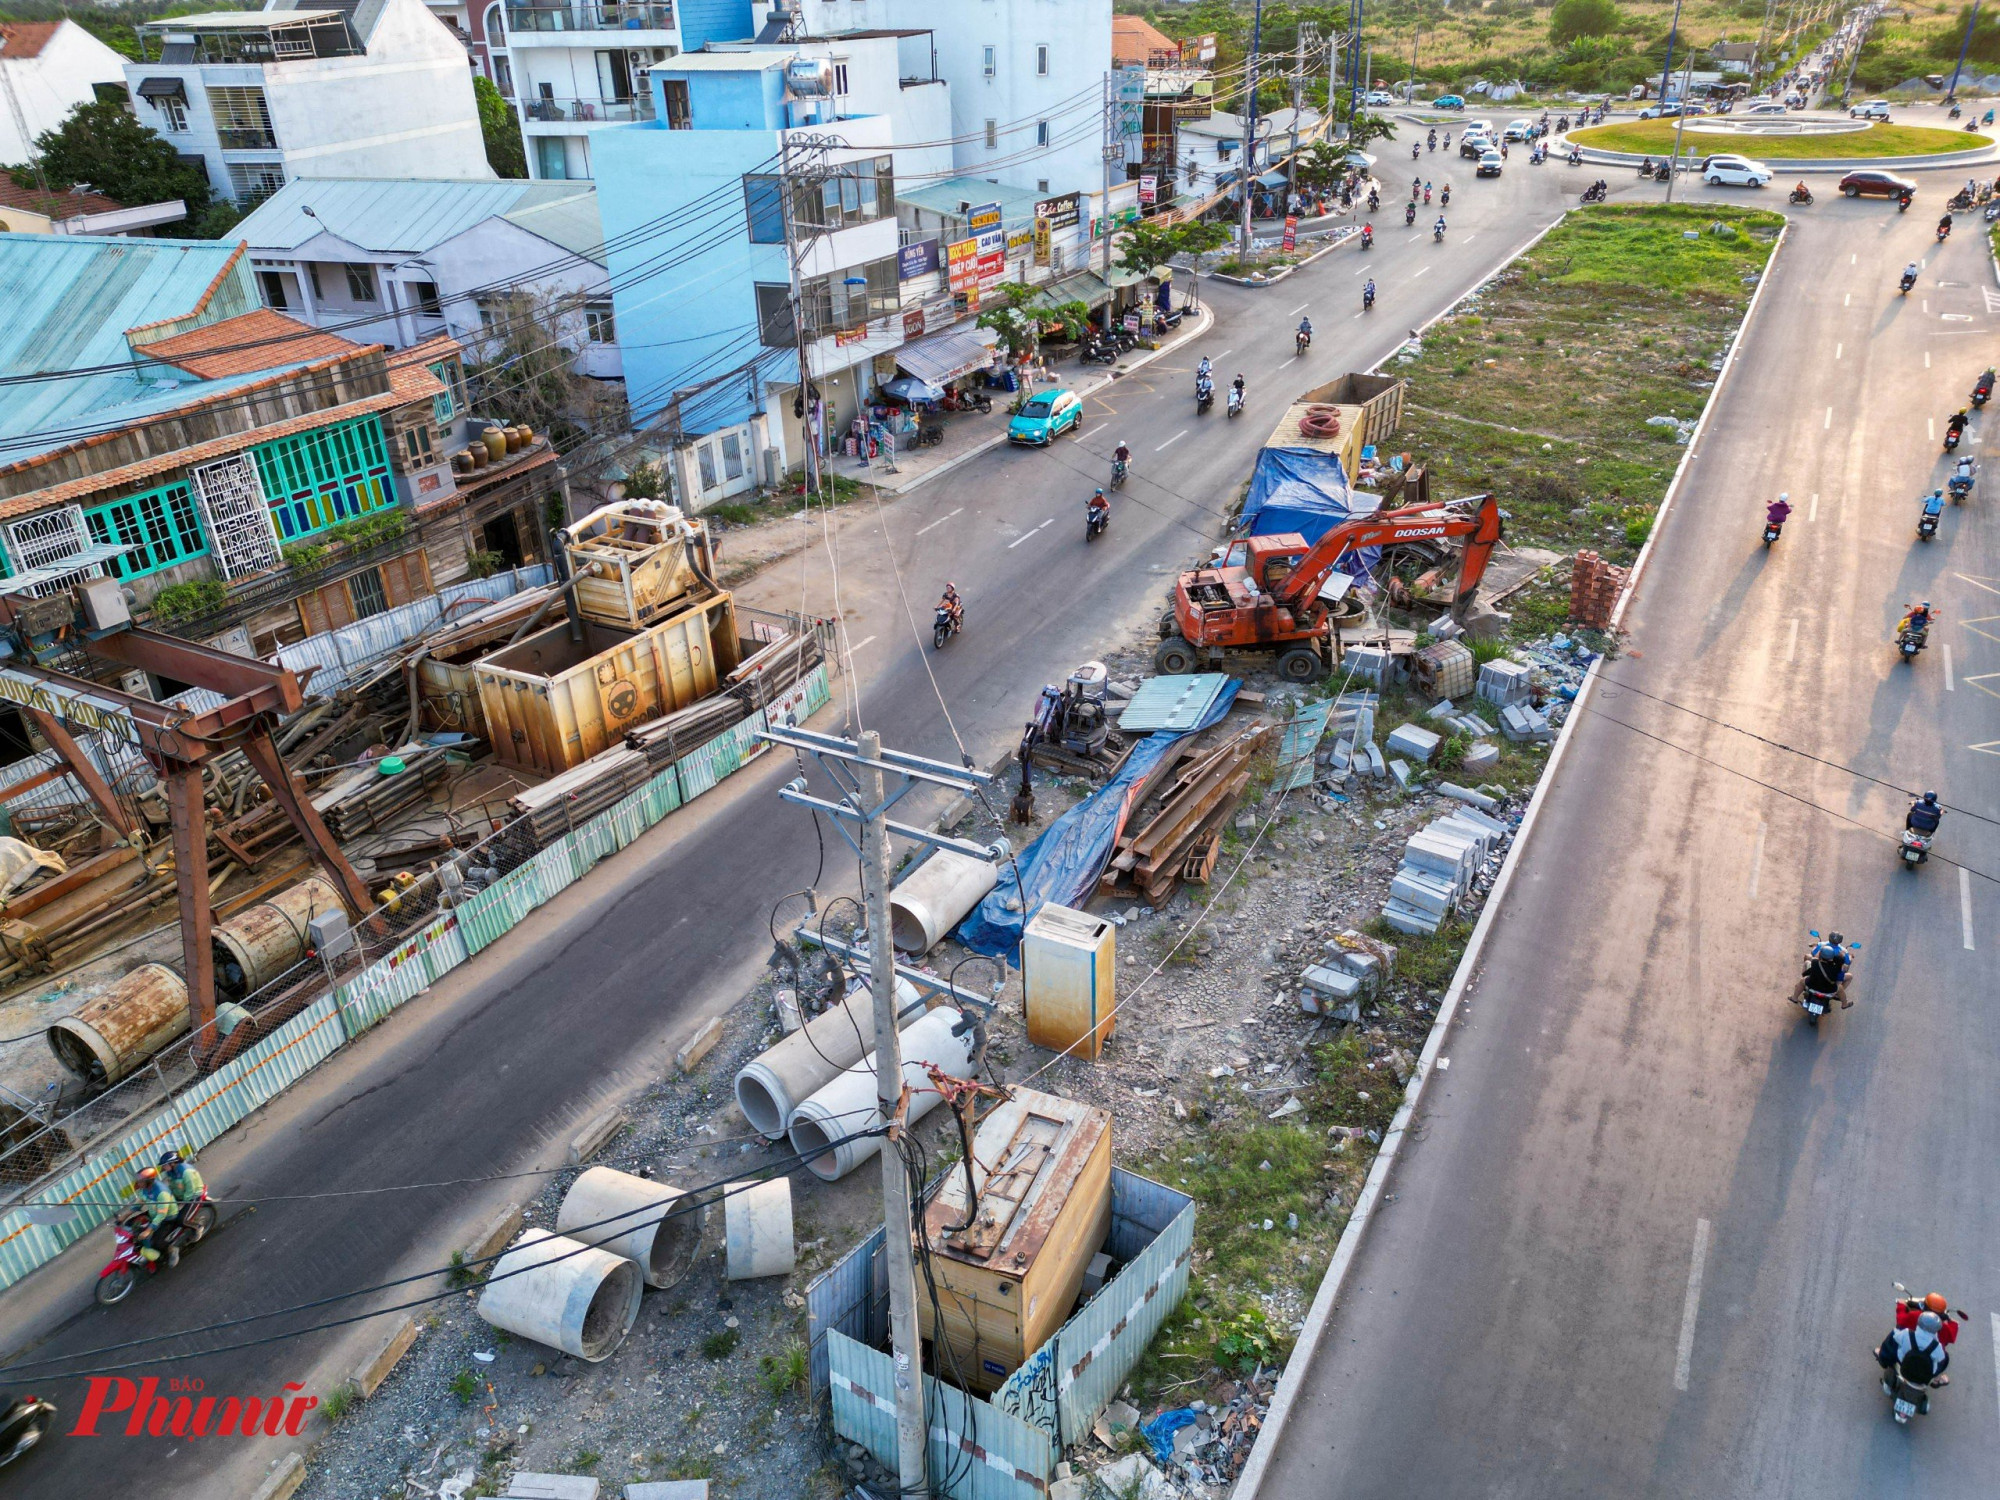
[233,178,604,263]
[1118,674,1234,732]
[897,176,1042,226]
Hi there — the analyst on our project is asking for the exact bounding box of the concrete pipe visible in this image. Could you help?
[724,1176,795,1280]
[889,850,999,955]
[734,975,920,1139]
[214,874,345,1004]
[476,1228,642,1362]
[46,964,188,1085]
[555,1166,703,1290]
[787,1006,976,1182]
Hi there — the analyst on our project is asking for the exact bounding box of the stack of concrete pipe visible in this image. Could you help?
[786,1005,977,1182]
[476,1228,642,1362]
[734,974,919,1139]
[888,849,998,954]
[554,1166,703,1290]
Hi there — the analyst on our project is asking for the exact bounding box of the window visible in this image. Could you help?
[4,506,101,596]
[696,443,719,492]
[207,86,275,149]
[720,432,744,481]
[982,45,995,77]
[984,118,997,149]
[743,173,785,243]
[1036,44,1049,76]
[160,95,189,133]
[1037,178,1049,194]
[785,155,894,232]
[1036,119,1049,147]
[344,264,378,303]
[754,282,796,348]
[403,423,435,466]
[798,254,898,336]
[833,62,849,96]
[427,359,465,423]
[347,565,389,619]
[84,483,209,579]
[409,280,443,318]
[535,136,568,179]
[258,270,290,310]
[251,416,396,542]
[585,300,616,344]
[226,162,286,201]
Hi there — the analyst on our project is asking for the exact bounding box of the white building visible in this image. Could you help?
[123,0,493,206]
[0,20,132,166]
[231,175,622,380]
[793,0,1111,199]
[507,0,686,181]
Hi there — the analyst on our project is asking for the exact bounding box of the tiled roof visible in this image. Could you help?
[0,181,123,221]
[141,308,364,378]
[0,22,58,60]
[1112,16,1179,65]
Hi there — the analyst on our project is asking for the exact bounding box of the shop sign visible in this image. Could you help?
[1034,191,1080,231]
[897,238,939,279]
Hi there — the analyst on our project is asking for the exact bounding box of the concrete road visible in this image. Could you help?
[1256,189,2000,1492]
[0,135,1596,1497]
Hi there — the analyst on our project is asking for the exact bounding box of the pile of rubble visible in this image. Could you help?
[1049,1369,1275,1499]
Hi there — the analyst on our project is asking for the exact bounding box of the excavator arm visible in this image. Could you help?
[1276,493,1503,616]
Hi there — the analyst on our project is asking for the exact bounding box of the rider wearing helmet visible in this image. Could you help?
[1879,1294,1958,1406]
[1899,600,1935,637]
[159,1149,204,1219]
[1766,492,1792,529]
[1907,791,1943,836]
[133,1165,180,1267]
[1802,932,1853,1005]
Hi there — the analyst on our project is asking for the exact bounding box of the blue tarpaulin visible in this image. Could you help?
[956,681,1242,958]
[1239,446,1379,580]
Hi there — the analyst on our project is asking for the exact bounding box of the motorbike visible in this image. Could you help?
[1944,425,1962,451]
[1405,202,1417,226]
[1898,192,1914,212]
[1368,190,1380,211]
[1360,227,1373,250]
[1900,270,1918,295]
[1296,330,1311,357]
[1433,223,1445,243]
[1949,471,1974,500]
[1899,827,1932,868]
[1796,931,1858,1028]
[1363,285,1376,312]
[1763,518,1783,546]
[1110,457,1127,491]
[1086,499,1109,542]
[1898,625,1927,662]
[1936,221,1952,243]
[1226,386,1245,419]
[1986,203,2000,223]
[1789,185,1813,205]
[939,388,992,414]
[1582,181,1609,204]
[1195,379,1214,414]
[0,1395,54,1471]
[1918,508,1941,540]
[932,604,961,650]
[1557,114,1571,131]
[1568,148,1583,166]
[96,1191,217,1306]
[1974,380,1993,408]
[914,422,945,449]
[1079,338,1119,366]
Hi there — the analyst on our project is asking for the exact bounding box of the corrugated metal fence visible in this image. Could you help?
[0,660,831,1292]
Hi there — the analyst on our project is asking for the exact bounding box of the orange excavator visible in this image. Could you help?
[1154,492,1503,680]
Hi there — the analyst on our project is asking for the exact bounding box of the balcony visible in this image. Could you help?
[504,1,675,33]
[523,93,654,124]
[217,125,279,150]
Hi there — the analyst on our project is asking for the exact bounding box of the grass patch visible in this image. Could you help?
[318,1382,357,1424]
[700,1327,741,1360]
[448,1368,479,1405]
[445,1249,481,1289]
[1568,119,1972,159]
[757,1340,809,1397]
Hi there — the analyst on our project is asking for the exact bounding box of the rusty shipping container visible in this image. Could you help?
[474,591,742,773]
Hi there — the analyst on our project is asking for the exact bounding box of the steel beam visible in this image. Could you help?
[22,707,138,841]
[165,764,215,1050]
[238,727,373,917]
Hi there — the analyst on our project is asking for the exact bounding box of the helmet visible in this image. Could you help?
[1093,488,1105,499]
[1921,601,1931,611]
[158,1150,183,1170]
[1923,791,1939,806]
[1778,492,1789,503]
[136,1167,158,1185]
[1925,1292,1949,1314]
[1827,931,1845,946]
[1918,1311,1943,1334]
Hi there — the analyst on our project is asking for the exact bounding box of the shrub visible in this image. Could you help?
[700,1327,740,1360]
[1214,1308,1277,1374]
[319,1382,357,1423]
[448,1368,479,1405]
[757,1341,809,1396]
[146,579,228,623]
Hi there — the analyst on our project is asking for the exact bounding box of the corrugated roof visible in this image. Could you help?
[897,175,1042,223]
[151,10,339,29]
[1118,674,1234,732]
[233,178,601,262]
[141,308,363,378]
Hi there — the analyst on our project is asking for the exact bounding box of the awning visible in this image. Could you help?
[1254,169,1290,189]
[136,76,187,101]
[1026,272,1111,312]
[895,326,998,386]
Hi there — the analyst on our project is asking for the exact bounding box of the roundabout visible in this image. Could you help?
[1567,115,1987,165]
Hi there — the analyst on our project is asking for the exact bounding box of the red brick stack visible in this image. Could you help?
[1569,550,1628,630]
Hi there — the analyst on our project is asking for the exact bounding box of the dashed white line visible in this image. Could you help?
[847,634,878,652]
[1156,429,1188,451]
[1925,351,1932,368]
[1463,232,1477,244]
[1835,343,1843,360]
[913,506,963,537]
[1215,349,1232,360]
[1923,299,1929,313]
[1747,822,1766,899]
[1944,642,1956,690]
[1844,292,1851,306]
[1962,867,1976,951]
[1989,1314,2000,1429]
[1006,518,1054,549]
[1824,407,1832,430]
[1674,1219,1712,1392]
[1785,616,1800,663]
[1412,266,1433,279]
[1289,301,1311,315]
[1930,417,1937,441]
[1809,491,1819,522]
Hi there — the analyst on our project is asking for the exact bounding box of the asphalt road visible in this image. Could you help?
[1256,183,2000,1492]
[0,135,1597,1497]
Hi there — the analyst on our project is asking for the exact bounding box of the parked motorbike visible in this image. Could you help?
[97,1191,217,1306]
[915,422,945,449]
[0,1395,54,1471]
[1898,828,1932,868]
[939,388,991,414]
[932,605,961,651]
[1080,338,1119,366]
[1789,185,1813,205]
[1086,498,1109,542]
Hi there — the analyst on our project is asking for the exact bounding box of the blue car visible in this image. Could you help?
[1008,388,1084,445]
[1432,95,1466,111]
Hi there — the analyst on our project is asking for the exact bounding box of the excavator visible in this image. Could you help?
[1154,492,1503,680]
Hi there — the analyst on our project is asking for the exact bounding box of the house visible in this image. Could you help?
[0,181,188,238]
[1176,105,1321,191]
[122,0,493,207]
[0,233,554,658]
[505,0,697,181]
[593,33,955,505]
[1111,15,1180,69]
[0,21,131,167]
[230,177,621,381]
[1712,41,1759,75]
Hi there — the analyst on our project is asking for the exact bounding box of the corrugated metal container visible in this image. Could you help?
[46,964,189,1085]
[473,591,741,773]
[1021,904,1116,1061]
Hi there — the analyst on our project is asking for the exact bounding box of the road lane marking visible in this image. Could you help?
[913,507,962,537]
[1825,407,1832,430]
[1844,292,1851,306]
[1990,1315,2000,1430]
[1289,301,1311,315]
[1835,343,1843,360]
[1463,232,1476,244]
[1963,868,1976,950]
[1215,350,1231,359]
[1006,519,1054,549]
[1785,617,1800,663]
[1944,643,1955,690]
[1926,351,1932,368]
[1809,491,1819,522]
[1747,822,1766,898]
[1156,429,1188,451]
[1413,266,1433,279]
[1923,300,1929,313]
[1930,417,1936,441]
[848,634,877,652]
[1674,1219,1712,1392]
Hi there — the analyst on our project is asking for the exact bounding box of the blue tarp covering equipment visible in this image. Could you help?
[1238,446,1380,579]
[956,681,1242,958]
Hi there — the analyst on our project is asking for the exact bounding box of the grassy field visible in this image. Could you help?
[1570,118,1977,158]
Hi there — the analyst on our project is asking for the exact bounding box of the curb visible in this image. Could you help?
[1563,133,2000,174]
[463,1202,524,1266]
[247,1452,306,1500]
[1231,213,1795,1500]
[350,1314,420,1399]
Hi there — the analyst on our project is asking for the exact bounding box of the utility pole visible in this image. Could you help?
[764,726,1000,1500]
[1664,49,1695,202]
[1103,70,1118,281]
[778,132,830,497]
[1239,0,1265,254]
[1658,0,1686,105]
[1287,24,1309,206]
[1947,0,1983,103]
[1751,0,1780,88]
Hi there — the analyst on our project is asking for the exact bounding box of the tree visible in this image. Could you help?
[475,77,528,179]
[1549,0,1623,45]
[19,99,211,221]
[1116,220,1231,278]
[467,289,626,467]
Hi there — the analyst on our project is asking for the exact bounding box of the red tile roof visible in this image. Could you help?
[141,308,367,379]
[0,179,124,221]
[0,22,59,60]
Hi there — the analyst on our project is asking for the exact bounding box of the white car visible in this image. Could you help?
[1745,101,1789,115]
[1363,90,1395,107]
[1850,99,1892,120]
[1503,119,1536,141]
[1343,149,1378,171]
[1702,153,1772,187]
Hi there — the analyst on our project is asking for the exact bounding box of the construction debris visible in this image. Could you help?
[1569,550,1629,630]
[1099,726,1272,906]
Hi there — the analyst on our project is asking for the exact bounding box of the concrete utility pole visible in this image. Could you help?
[1287,25,1309,204]
[1239,0,1265,254]
[761,726,1000,1500]
[1664,51,1695,202]
[1947,0,1984,102]
[1658,0,1686,104]
[1103,71,1117,282]
[1751,0,1780,86]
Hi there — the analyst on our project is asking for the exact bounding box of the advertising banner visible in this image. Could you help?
[897,238,939,279]
[945,237,980,298]
[1282,214,1297,252]
[1138,175,1157,205]
[1034,191,1080,231]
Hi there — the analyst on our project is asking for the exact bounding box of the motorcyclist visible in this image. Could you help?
[1794,180,1809,199]
[1440,183,1452,207]
[1951,454,1976,488]
[1367,186,1380,210]
[1442,131,1452,149]
[1412,141,1421,159]
[1899,600,1935,635]
[1434,214,1447,239]
[1765,493,1792,530]
[1922,487,1947,521]
[1901,260,1920,289]
[1977,367,1996,399]
[1405,201,1417,226]
[939,583,963,632]
[133,1165,180,1268]
[1087,487,1109,528]
[1228,374,1245,414]
[1423,182,1432,204]
[1877,1298,1955,1408]
[1801,931,1854,1006]
[1946,408,1969,438]
[1195,369,1213,404]
[1427,128,1437,151]
[1569,145,1583,165]
[1907,791,1943,836]
[1937,211,1953,238]
[1297,316,1313,348]
[1363,277,1377,308]
[1111,441,1131,482]
[1361,222,1374,248]
[1640,155,1655,176]
[1196,355,1212,382]
[158,1149,204,1214]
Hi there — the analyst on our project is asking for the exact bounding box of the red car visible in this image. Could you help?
[1838,169,1918,199]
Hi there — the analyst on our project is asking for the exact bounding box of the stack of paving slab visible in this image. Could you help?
[1381,804,1512,935]
[1298,929,1398,1021]
[1322,690,1385,781]
[1499,701,1555,743]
